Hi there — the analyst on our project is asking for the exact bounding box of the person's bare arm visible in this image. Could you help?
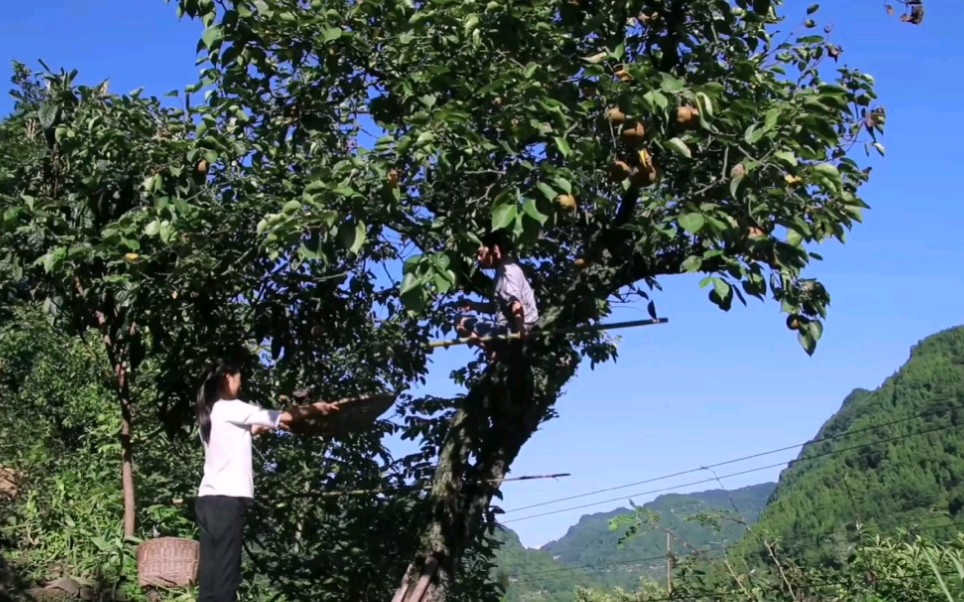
[509,301,525,333]
[251,424,273,437]
[277,399,340,429]
[235,400,340,435]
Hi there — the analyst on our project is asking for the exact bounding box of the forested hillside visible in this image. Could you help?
[747,325,964,567]
[492,528,605,602]
[495,483,775,599]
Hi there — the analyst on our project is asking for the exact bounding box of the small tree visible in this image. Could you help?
[170,0,886,597]
[0,63,269,536]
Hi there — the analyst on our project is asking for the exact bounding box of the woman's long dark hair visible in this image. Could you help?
[196,360,241,444]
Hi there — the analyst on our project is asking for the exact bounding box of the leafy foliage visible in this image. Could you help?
[0,306,199,599]
[579,531,964,601]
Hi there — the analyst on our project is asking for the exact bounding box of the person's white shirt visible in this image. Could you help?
[197,399,281,499]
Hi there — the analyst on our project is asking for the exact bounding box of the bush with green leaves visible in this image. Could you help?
[0,306,199,599]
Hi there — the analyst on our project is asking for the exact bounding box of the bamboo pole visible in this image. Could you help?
[291,472,571,498]
[426,317,669,350]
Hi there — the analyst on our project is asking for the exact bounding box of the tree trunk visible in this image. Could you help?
[390,245,676,601]
[392,333,579,601]
[116,362,137,538]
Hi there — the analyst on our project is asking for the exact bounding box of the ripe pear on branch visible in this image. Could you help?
[620,121,646,144]
[556,194,577,211]
[605,107,627,124]
[676,106,700,129]
[786,314,810,331]
[629,149,659,187]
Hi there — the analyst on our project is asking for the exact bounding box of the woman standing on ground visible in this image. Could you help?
[193,360,340,602]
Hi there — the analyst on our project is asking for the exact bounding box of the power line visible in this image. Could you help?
[502,419,959,523]
[504,404,961,514]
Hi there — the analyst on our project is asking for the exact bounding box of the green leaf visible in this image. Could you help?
[37,103,58,129]
[553,136,572,158]
[807,319,823,344]
[159,222,174,244]
[797,329,817,355]
[709,279,733,311]
[806,3,820,14]
[729,174,745,198]
[535,182,557,201]
[463,14,480,36]
[752,0,772,14]
[681,255,702,273]
[763,108,780,132]
[491,203,517,231]
[666,137,692,159]
[551,177,572,195]
[144,221,161,237]
[338,221,366,255]
[282,200,302,214]
[611,42,626,61]
[812,162,842,186]
[298,243,320,260]
[744,124,764,144]
[202,26,223,48]
[678,213,705,233]
[305,180,326,194]
[522,198,548,225]
[774,150,797,166]
[872,142,885,156]
[415,131,435,147]
[787,228,804,247]
[694,92,714,118]
[659,72,686,93]
[583,52,608,64]
[642,90,669,111]
[322,27,343,42]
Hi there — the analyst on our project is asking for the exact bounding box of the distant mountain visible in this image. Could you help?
[495,482,776,598]
[492,527,604,602]
[746,325,964,567]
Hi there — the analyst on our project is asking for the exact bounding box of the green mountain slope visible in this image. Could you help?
[495,483,775,597]
[492,526,605,602]
[748,325,964,567]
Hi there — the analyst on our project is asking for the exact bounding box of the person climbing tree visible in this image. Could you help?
[455,230,540,356]
[193,360,340,602]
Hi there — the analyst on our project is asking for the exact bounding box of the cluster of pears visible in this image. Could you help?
[605,104,700,188]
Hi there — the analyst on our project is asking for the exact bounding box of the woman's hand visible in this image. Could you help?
[312,401,340,415]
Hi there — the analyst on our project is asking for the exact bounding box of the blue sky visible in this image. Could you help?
[3,1,961,550]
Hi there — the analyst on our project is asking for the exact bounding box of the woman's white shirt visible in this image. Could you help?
[197,399,281,499]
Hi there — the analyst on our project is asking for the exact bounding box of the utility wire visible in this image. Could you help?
[503,404,962,515]
[503,420,959,523]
